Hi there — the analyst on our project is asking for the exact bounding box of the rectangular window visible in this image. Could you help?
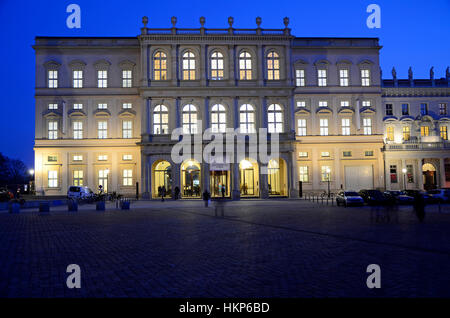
[295,69,305,87]
[362,100,371,107]
[385,104,393,116]
[98,103,107,109]
[343,151,352,157]
[340,101,350,108]
[363,118,372,135]
[318,101,328,108]
[421,126,429,137]
[123,169,133,186]
[73,103,83,110]
[48,155,57,162]
[321,151,330,157]
[296,101,306,108]
[73,170,83,186]
[390,165,398,183]
[122,154,132,161]
[317,69,327,86]
[122,120,132,138]
[420,103,428,115]
[48,121,58,139]
[98,155,108,161]
[361,69,370,86]
[299,166,309,182]
[407,165,414,183]
[297,119,307,136]
[386,126,394,141]
[320,118,329,136]
[341,118,350,135]
[122,103,132,109]
[48,170,58,188]
[48,70,58,88]
[403,126,410,141]
[441,126,448,140]
[97,70,108,88]
[122,70,132,88]
[440,103,448,115]
[298,152,308,158]
[365,150,374,157]
[321,166,331,182]
[98,121,107,139]
[339,69,349,86]
[402,103,409,116]
[48,103,58,110]
[73,70,83,88]
[73,121,83,139]
[73,155,83,161]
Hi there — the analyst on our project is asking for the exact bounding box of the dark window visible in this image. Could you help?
[420,103,428,115]
[385,104,393,116]
[390,165,397,183]
[401,104,409,116]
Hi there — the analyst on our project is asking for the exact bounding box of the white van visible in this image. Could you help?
[67,186,94,199]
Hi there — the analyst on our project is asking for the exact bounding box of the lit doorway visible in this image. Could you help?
[210,170,230,197]
[153,160,172,198]
[268,158,288,196]
[181,160,201,198]
[422,163,436,190]
[239,159,259,197]
[98,169,109,193]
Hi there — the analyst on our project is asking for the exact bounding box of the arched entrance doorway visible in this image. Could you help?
[268,158,288,196]
[152,160,172,198]
[422,163,437,190]
[239,158,259,197]
[181,159,201,198]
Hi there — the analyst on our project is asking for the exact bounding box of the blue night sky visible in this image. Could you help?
[0,0,449,168]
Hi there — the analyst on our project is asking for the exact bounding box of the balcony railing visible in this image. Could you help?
[385,140,450,150]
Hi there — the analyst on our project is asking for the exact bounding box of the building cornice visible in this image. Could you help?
[382,87,450,97]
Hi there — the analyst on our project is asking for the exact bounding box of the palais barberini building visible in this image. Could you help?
[33,17,450,199]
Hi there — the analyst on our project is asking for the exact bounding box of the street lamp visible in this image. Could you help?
[326,167,331,198]
[28,169,35,195]
[402,167,407,190]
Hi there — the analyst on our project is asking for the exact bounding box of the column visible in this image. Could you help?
[141,44,148,86]
[175,98,181,128]
[62,152,69,195]
[111,151,118,193]
[289,95,295,133]
[173,163,181,198]
[200,44,207,86]
[311,149,319,192]
[401,159,406,189]
[439,157,446,188]
[257,44,264,86]
[87,152,94,190]
[141,152,149,198]
[334,151,341,191]
[233,97,239,129]
[260,96,267,129]
[171,44,178,85]
[416,158,423,190]
[259,165,269,198]
[289,151,299,198]
[232,162,240,200]
[202,162,210,193]
[204,97,210,129]
[385,158,391,190]
[284,44,291,85]
[228,45,235,85]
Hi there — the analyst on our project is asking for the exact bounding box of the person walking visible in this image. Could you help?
[161,185,166,202]
[174,186,180,200]
[221,185,225,198]
[203,190,211,207]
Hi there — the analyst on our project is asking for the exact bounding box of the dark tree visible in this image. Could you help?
[0,153,29,187]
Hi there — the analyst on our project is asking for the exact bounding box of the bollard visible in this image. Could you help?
[9,202,20,213]
[96,200,105,211]
[39,202,50,213]
[120,200,130,210]
[68,200,78,212]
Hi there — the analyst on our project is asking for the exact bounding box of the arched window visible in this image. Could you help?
[182,104,198,134]
[268,104,283,133]
[182,51,196,80]
[153,51,167,80]
[267,51,280,80]
[239,104,255,133]
[211,52,224,80]
[239,51,252,80]
[211,104,226,133]
[153,105,169,134]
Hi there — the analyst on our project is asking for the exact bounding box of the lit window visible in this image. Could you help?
[123,169,133,186]
[73,103,83,110]
[211,104,226,133]
[295,69,305,86]
[239,52,252,80]
[320,118,329,136]
[122,70,132,87]
[48,70,58,88]
[321,151,330,157]
[317,69,327,86]
[267,51,280,80]
[73,155,83,161]
[98,121,107,139]
[439,103,447,115]
[48,170,58,188]
[386,126,394,141]
[361,69,370,86]
[341,118,350,135]
[98,103,107,109]
[122,120,132,138]
[298,152,308,158]
[153,105,169,134]
[299,166,309,182]
[421,126,429,137]
[420,103,428,116]
[48,121,58,139]
[182,104,198,134]
[48,103,58,110]
[385,104,393,116]
[297,119,307,136]
[402,104,409,116]
[365,151,374,157]
[440,126,448,140]
[153,51,167,80]
[211,52,224,80]
[182,51,196,80]
[390,165,397,183]
[343,151,352,157]
[122,154,132,161]
[73,121,83,139]
[268,104,283,133]
[339,69,349,86]
[318,101,328,108]
[321,166,331,182]
[340,101,350,107]
[97,70,108,88]
[362,100,371,107]
[239,104,255,133]
[73,170,83,186]
[73,70,83,88]
[403,126,410,141]
[296,101,306,108]
[363,118,372,135]
[48,155,57,162]
[122,103,132,109]
[98,155,108,161]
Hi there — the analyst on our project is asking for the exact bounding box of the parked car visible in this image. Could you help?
[67,186,94,200]
[358,189,390,205]
[0,188,14,202]
[427,189,450,203]
[403,190,435,203]
[336,191,364,206]
[384,190,415,204]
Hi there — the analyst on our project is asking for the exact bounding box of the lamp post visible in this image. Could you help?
[28,169,35,195]
[326,167,331,198]
[402,167,407,190]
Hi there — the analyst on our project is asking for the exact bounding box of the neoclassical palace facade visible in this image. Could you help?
[33,17,450,198]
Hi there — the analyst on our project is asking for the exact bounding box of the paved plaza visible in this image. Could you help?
[0,199,450,297]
